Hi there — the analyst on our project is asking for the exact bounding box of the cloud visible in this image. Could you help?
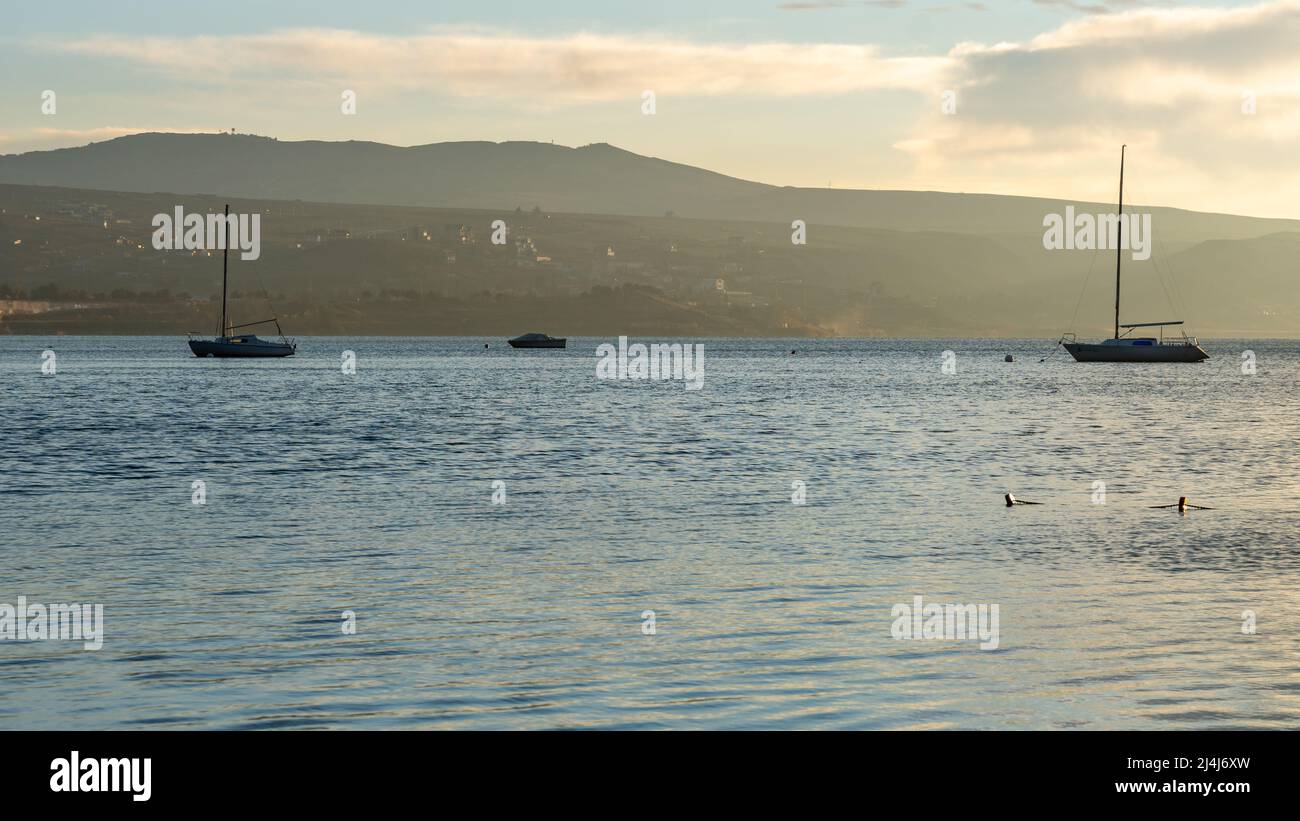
[778,0,984,10]
[1032,0,1145,15]
[893,0,1300,214]
[23,1,1300,216]
[41,27,949,103]
[778,1,907,9]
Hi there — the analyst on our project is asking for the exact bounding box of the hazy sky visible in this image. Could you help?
[3,0,1298,218]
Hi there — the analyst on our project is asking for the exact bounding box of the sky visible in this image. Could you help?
[2,0,1299,217]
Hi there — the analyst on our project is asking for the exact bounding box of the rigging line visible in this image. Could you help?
[1066,242,1103,334]
[1044,243,1103,361]
[1146,226,1182,324]
[1126,173,1192,325]
[245,249,288,338]
[1152,224,1193,325]
[256,275,279,319]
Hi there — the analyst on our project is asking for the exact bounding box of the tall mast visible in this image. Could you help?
[220,203,229,338]
[1114,145,1125,340]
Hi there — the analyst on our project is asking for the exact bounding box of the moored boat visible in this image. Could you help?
[509,333,566,349]
[187,204,296,358]
[1059,147,1208,363]
[1061,327,1207,362]
[188,333,296,357]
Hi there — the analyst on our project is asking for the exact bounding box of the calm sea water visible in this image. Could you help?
[3,336,1299,730]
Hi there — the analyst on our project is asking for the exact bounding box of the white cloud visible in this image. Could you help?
[894,0,1300,215]
[42,27,951,102]
[23,2,1300,216]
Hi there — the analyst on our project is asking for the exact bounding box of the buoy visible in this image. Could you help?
[484,343,489,349]
[1005,354,1014,362]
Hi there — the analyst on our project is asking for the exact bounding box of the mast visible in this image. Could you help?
[220,203,229,338]
[1114,145,1125,339]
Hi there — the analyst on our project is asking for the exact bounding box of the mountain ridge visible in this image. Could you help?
[3,132,1296,240]
[5,135,1300,337]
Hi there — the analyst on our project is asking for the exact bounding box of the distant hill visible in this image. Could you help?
[2,134,1299,337]
[3,133,1298,242]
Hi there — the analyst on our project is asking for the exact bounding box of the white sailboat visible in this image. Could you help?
[1059,146,1208,363]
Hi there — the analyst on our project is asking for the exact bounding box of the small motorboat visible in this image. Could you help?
[508,333,566,349]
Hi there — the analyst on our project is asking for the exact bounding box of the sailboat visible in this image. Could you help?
[1059,146,1208,363]
[187,204,296,358]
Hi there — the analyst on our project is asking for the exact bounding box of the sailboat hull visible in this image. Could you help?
[189,337,296,358]
[1064,342,1208,363]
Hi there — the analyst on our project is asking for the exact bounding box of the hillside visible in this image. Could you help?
[4,133,1298,242]
[2,134,1298,336]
